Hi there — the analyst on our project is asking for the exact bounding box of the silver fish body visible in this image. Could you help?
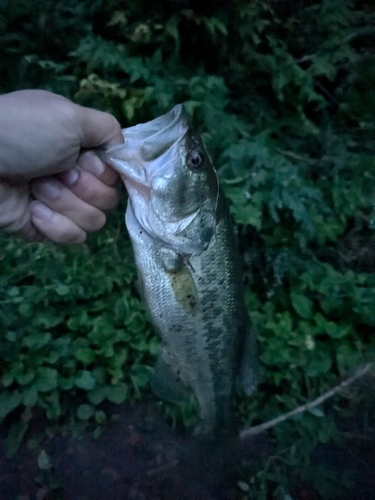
[101,105,258,436]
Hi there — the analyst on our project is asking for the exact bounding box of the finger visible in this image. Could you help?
[0,181,30,232]
[30,201,86,243]
[76,106,124,148]
[16,219,43,242]
[31,177,106,232]
[56,166,120,211]
[78,151,120,187]
[0,180,45,241]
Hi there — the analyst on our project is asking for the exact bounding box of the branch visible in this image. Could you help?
[240,363,373,441]
[341,27,375,45]
[277,148,319,165]
[294,54,316,64]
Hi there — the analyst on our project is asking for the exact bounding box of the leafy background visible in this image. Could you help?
[0,0,374,497]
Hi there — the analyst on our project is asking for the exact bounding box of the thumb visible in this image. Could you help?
[76,106,124,148]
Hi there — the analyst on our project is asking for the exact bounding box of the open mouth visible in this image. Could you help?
[125,104,184,141]
[96,104,189,185]
[125,105,188,162]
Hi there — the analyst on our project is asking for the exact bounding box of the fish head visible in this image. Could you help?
[102,105,219,255]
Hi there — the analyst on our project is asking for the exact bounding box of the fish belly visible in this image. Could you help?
[125,197,256,436]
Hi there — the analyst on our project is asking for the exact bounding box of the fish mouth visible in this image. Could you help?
[97,104,188,184]
[126,105,184,142]
[131,104,188,162]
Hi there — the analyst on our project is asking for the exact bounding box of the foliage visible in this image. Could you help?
[0,210,156,429]
[1,0,375,496]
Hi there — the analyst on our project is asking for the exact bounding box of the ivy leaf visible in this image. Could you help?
[95,410,106,424]
[311,56,337,81]
[305,351,331,377]
[55,284,70,296]
[308,406,324,418]
[74,348,96,364]
[0,391,22,418]
[18,302,33,317]
[87,387,107,405]
[291,292,313,319]
[22,386,38,407]
[106,384,128,404]
[37,450,52,470]
[326,323,351,339]
[75,370,96,390]
[77,404,95,420]
[336,343,361,375]
[23,332,52,349]
[34,368,58,392]
[4,420,29,457]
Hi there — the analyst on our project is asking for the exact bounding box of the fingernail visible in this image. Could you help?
[34,179,62,200]
[58,167,80,186]
[80,152,105,177]
[30,202,53,220]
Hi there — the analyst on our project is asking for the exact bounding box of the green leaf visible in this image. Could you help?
[16,371,35,386]
[305,350,332,377]
[87,387,106,405]
[23,332,52,349]
[22,386,38,406]
[336,343,361,374]
[59,376,75,391]
[0,391,22,418]
[130,365,151,393]
[291,292,313,319]
[77,404,95,420]
[74,348,96,364]
[105,384,128,404]
[308,407,324,418]
[4,420,29,457]
[311,56,337,81]
[325,323,351,339]
[2,372,14,388]
[75,370,96,390]
[18,302,33,317]
[95,410,106,424]
[93,426,103,439]
[6,331,17,342]
[55,283,70,296]
[318,418,337,443]
[34,367,58,392]
[37,450,52,470]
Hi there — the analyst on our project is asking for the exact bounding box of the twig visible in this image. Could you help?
[146,459,179,476]
[276,148,319,165]
[240,363,373,440]
[341,27,375,45]
[294,54,316,64]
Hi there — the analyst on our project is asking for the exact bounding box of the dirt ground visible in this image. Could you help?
[0,398,374,500]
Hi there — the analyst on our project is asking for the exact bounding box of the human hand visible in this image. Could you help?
[0,90,124,243]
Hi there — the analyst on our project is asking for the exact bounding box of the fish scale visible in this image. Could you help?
[98,104,258,437]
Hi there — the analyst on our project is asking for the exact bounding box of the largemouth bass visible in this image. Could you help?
[99,105,258,437]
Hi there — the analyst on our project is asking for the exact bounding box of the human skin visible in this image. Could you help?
[0,90,124,243]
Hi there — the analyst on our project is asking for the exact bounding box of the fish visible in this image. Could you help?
[98,105,258,437]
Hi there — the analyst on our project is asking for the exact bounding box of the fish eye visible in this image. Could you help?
[187,150,204,169]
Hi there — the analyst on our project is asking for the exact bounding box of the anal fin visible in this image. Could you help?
[151,354,191,404]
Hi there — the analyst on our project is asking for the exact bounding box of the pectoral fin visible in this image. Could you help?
[151,354,191,404]
[159,248,199,316]
[238,321,259,395]
[168,266,199,315]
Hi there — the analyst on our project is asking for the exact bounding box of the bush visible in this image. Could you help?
[1,0,374,494]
